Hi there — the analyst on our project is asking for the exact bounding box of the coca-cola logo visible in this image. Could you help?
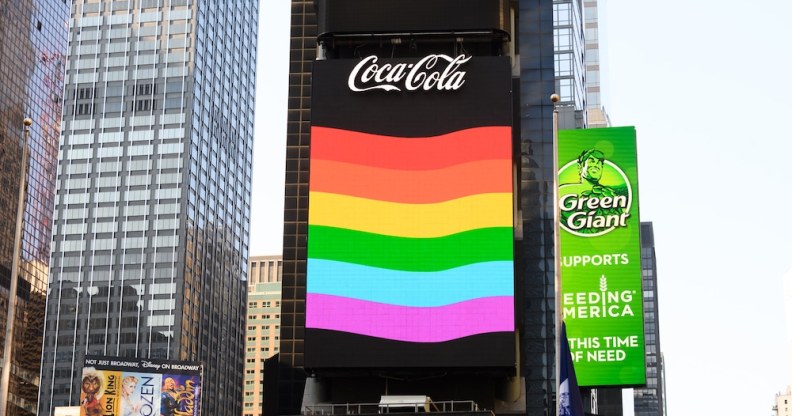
[348,54,472,93]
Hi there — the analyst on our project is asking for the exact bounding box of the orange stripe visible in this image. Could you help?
[311,126,512,170]
[310,159,512,203]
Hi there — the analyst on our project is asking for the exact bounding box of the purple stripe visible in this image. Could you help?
[306,294,514,343]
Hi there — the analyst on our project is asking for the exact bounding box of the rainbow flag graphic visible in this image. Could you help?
[306,124,515,344]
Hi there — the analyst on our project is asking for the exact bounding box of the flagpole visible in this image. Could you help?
[550,93,561,416]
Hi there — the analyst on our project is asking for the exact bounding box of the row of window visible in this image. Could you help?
[247,301,280,308]
[68,112,185,130]
[56,202,179,221]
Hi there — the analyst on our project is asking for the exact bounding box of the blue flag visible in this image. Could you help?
[559,321,585,416]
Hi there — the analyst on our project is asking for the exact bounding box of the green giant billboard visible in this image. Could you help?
[557,126,646,387]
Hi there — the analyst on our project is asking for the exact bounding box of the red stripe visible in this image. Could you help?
[309,159,512,203]
[311,126,512,170]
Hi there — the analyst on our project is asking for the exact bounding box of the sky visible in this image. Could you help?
[252,1,792,415]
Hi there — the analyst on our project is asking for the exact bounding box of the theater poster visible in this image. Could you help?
[79,356,202,416]
[557,126,646,387]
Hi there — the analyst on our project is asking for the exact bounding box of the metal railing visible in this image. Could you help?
[304,400,488,415]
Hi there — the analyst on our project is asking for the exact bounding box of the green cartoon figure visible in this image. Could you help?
[559,148,630,235]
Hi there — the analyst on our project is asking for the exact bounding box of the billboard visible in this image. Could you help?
[79,356,202,416]
[557,126,646,387]
[306,55,515,369]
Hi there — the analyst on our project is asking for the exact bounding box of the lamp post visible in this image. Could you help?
[0,117,33,412]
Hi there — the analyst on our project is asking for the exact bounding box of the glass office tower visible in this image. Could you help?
[634,222,666,416]
[38,1,257,415]
[517,1,559,412]
[0,1,69,415]
[553,0,586,120]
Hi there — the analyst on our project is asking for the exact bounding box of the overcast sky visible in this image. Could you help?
[252,1,792,414]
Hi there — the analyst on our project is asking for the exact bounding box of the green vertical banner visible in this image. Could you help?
[557,126,646,387]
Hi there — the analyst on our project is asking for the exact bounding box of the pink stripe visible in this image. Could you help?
[306,294,514,343]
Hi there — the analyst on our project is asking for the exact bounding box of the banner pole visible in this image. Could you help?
[551,94,561,416]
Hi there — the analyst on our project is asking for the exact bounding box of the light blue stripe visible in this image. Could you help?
[307,259,514,307]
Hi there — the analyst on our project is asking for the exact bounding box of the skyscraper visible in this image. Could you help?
[583,0,610,128]
[277,2,315,412]
[0,1,70,414]
[38,1,258,415]
[633,222,666,416]
[553,0,587,130]
[245,255,283,416]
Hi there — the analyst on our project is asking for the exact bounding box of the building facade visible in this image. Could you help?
[0,1,70,414]
[37,1,258,415]
[245,255,283,416]
[634,222,666,416]
[277,2,315,412]
[276,1,586,415]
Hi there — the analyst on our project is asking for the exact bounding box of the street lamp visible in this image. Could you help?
[0,117,33,412]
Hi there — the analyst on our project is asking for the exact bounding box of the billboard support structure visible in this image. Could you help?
[550,94,562,416]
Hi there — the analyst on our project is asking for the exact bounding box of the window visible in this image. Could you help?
[77,87,94,100]
[136,83,157,96]
[553,3,571,26]
[135,99,153,111]
[76,103,94,115]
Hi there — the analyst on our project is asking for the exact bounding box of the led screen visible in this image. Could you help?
[79,356,202,416]
[305,56,515,369]
[557,126,646,386]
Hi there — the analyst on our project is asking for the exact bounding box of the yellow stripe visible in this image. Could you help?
[309,192,513,238]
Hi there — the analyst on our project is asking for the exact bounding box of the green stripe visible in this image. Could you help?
[307,225,514,272]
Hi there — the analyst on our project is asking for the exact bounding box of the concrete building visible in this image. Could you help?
[37,1,258,415]
[244,255,283,416]
[583,0,610,128]
[0,1,70,414]
[775,386,792,416]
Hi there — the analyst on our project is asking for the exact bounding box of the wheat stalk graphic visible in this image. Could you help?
[600,275,608,309]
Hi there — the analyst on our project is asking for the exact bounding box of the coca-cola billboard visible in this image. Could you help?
[307,56,515,370]
[348,54,471,92]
